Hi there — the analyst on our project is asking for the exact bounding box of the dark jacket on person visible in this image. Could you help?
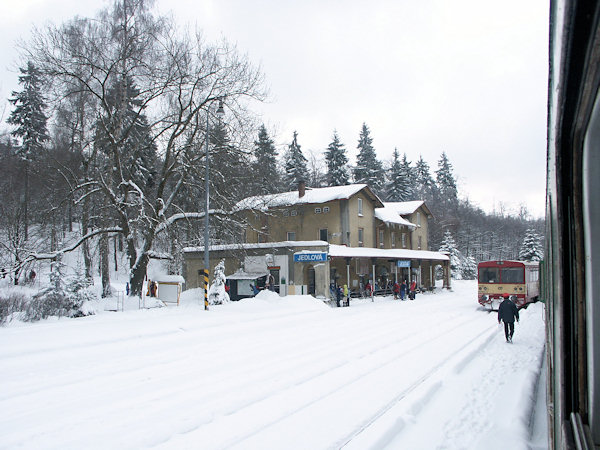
[498,298,519,323]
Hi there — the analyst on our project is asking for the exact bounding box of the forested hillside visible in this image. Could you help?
[0,0,543,293]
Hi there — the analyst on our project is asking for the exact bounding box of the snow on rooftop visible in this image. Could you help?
[382,201,425,215]
[226,269,269,280]
[182,241,328,253]
[234,184,376,211]
[151,275,185,283]
[374,207,416,228]
[328,244,449,261]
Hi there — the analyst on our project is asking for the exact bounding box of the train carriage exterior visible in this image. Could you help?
[477,260,539,309]
[545,0,600,447]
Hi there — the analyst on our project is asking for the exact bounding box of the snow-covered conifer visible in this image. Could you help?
[284,131,309,189]
[435,152,458,203]
[439,230,463,279]
[7,62,49,162]
[7,61,49,241]
[208,259,230,305]
[353,123,384,194]
[462,255,477,280]
[386,149,413,201]
[253,125,281,193]
[414,155,436,202]
[519,228,543,261]
[324,130,349,186]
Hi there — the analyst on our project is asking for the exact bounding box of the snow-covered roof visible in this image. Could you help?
[183,241,328,253]
[374,206,417,229]
[227,269,269,280]
[184,241,447,262]
[152,275,185,283]
[382,201,426,216]
[234,184,383,211]
[328,244,449,261]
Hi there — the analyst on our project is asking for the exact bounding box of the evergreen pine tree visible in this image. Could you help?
[399,152,415,200]
[386,149,413,201]
[414,155,436,202]
[439,230,464,279]
[436,151,458,204]
[353,122,384,193]
[7,62,49,161]
[209,120,248,210]
[462,255,477,280]
[208,259,230,304]
[7,61,49,241]
[95,76,157,191]
[253,124,280,193]
[518,228,543,261]
[324,130,349,186]
[284,131,309,189]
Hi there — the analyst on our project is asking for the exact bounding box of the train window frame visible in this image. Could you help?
[583,86,600,441]
[501,267,525,284]
[478,267,499,283]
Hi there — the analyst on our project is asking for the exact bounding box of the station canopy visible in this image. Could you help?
[328,244,449,262]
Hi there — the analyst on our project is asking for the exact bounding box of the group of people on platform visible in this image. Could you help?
[331,279,419,307]
[391,279,418,301]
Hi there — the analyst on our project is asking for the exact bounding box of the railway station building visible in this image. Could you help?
[182,183,450,300]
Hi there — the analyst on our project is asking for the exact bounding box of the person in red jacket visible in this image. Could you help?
[409,280,417,300]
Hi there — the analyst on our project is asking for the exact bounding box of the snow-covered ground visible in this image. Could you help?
[0,280,547,449]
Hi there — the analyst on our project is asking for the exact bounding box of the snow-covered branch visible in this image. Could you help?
[155,209,229,234]
[18,227,122,268]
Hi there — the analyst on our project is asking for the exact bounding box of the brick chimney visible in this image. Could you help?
[298,180,306,198]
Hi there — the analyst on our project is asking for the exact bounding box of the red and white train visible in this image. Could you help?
[477,260,539,310]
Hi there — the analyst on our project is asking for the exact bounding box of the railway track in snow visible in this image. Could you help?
[216,313,495,449]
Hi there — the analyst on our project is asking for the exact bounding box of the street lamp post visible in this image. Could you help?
[203,99,225,310]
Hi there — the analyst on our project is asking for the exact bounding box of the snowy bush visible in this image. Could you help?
[0,292,28,324]
[0,273,98,324]
[208,260,230,305]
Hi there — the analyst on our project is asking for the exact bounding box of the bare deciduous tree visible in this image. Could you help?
[20,0,266,296]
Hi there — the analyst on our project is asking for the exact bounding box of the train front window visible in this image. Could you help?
[501,267,524,283]
[479,267,499,283]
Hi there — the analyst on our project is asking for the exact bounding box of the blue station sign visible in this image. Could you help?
[294,252,328,263]
[397,260,411,268]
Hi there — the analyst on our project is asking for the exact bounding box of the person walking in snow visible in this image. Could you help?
[498,293,519,342]
[393,281,400,300]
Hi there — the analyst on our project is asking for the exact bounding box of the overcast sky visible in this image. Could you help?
[0,0,549,218]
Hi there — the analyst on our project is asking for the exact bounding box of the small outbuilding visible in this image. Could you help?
[149,275,185,306]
